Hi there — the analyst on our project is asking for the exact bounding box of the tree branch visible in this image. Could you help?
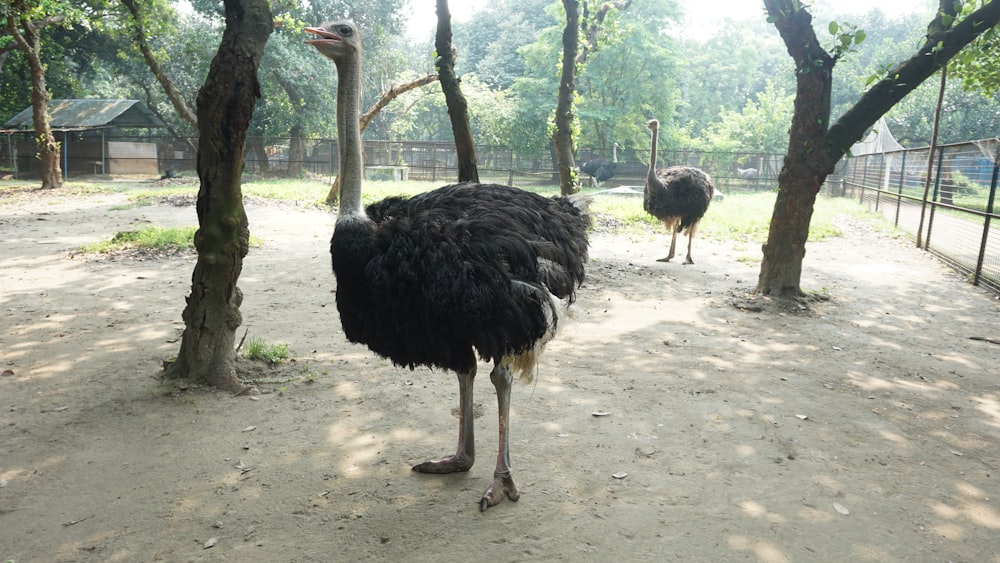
[823,0,1000,166]
[360,73,439,131]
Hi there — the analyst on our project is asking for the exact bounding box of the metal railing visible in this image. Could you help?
[837,139,1000,296]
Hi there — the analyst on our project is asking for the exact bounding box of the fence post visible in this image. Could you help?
[895,151,906,227]
[924,149,945,250]
[874,153,884,213]
[858,155,870,204]
[974,152,999,287]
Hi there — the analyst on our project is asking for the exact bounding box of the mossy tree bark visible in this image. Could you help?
[165,0,273,391]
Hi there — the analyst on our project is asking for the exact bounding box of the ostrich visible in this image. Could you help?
[736,167,758,179]
[643,119,714,264]
[579,142,619,188]
[305,20,590,511]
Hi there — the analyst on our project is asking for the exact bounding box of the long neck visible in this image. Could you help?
[647,126,659,185]
[336,54,364,217]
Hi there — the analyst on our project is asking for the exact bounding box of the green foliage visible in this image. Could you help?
[241,337,289,365]
[702,81,794,153]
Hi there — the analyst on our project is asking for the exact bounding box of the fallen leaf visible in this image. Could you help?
[612,471,628,479]
[242,426,257,432]
[204,537,218,549]
[833,503,850,515]
[592,411,610,417]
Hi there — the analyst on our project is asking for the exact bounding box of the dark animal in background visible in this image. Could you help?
[579,142,619,188]
[306,20,590,512]
[643,119,714,264]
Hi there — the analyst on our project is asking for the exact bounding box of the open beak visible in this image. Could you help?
[304,27,341,45]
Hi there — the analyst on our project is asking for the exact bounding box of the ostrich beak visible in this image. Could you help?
[304,26,341,45]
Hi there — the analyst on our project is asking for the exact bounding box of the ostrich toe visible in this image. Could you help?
[412,454,474,474]
[480,471,520,511]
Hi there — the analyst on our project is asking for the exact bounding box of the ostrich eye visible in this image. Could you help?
[337,25,353,36]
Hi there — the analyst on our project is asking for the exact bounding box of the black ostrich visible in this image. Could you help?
[579,142,619,188]
[305,20,590,512]
[643,119,714,264]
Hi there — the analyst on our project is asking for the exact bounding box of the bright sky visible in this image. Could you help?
[406,0,937,40]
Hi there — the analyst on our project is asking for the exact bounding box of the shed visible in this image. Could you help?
[2,99,167,177]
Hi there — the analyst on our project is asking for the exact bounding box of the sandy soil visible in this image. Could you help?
[1,183,999,563]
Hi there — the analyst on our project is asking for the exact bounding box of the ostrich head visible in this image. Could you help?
[304,20,360,65]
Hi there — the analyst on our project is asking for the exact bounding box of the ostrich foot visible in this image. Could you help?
[683,256,694,265]
[655,256,673,262]
[480,472,520,511]
[412,454,474,474]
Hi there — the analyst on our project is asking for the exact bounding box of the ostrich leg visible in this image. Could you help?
[656,218,680,262]
[480,362,521,511]
[683,222,699,264]
[412,366,476,473]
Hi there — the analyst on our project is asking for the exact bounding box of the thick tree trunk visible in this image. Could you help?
[165,0,272,391]
[756,3,833,297]
[7,11,63,190]
[435,0,478,183]
[553,0,580,196]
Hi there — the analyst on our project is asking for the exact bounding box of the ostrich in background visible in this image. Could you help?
[643,119,714,265]
[305,20,590,512]
[579,142,619,188]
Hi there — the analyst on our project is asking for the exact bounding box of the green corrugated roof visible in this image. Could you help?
[2,99,165,130]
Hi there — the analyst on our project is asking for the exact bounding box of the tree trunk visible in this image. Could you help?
[757,0,1000,297]
[7,10,63,190]
[288,124,305,177]
[553,0,580,196]
[248,136,270,174]
[165,0,273,391]
[756,3,833,297]
[435,0,478,183]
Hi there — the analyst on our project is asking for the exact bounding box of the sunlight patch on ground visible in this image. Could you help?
[972,393,1000,429]
[726,534,790,563]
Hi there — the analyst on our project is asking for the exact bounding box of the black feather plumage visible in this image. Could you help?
[332,182,589,375]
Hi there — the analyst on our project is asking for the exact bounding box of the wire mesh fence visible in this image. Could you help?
[1,133,785,194]
[836,138,1000,297]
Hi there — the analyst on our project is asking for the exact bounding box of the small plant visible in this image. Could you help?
[241,337,289,365]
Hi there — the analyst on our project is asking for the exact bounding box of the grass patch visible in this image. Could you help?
[82,225,198,254]
[81,225,264,255]
[241,337,290,365]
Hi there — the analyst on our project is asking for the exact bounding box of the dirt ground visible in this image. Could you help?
[1,182,999,563]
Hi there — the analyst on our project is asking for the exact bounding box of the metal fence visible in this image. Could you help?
[1,133,784,193]
[837,138,1000,296]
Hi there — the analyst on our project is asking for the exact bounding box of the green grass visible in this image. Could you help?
[241,337,289,365]
[81,225,199,254]
[586,189,889,243]
[80,224,264,254]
